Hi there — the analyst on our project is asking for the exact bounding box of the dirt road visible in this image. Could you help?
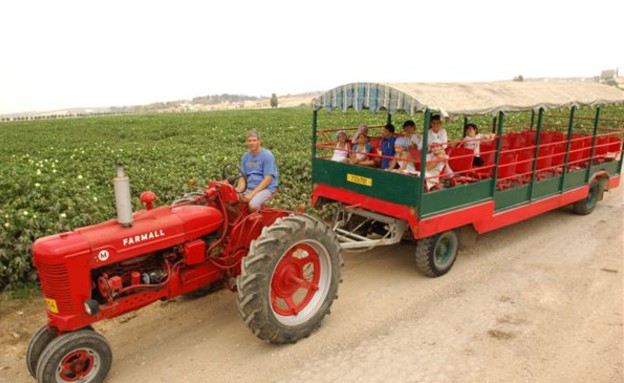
[1,187,622,383]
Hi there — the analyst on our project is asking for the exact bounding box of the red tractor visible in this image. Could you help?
[26,164,342,383]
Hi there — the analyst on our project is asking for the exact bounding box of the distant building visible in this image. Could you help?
[599,68,619,86]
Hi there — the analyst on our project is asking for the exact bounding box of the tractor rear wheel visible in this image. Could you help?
[36,329,112,383]
[237,214,342,344]
[415,229,459,277]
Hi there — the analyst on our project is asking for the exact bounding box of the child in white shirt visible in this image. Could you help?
[387,137,418,174]
[331,130,350,162]
[461,123,495,166]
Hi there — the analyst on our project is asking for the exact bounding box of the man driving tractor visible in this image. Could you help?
[239,129,278,211]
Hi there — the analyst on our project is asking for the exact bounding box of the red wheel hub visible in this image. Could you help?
[271,243,320,316]
[58,349,95,381]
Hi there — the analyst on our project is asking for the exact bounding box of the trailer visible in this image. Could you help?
[311,81,624,276]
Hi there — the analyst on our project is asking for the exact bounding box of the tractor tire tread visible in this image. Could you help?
[236,214,342,344]
[35,329,111,383]
[26,325,58,378]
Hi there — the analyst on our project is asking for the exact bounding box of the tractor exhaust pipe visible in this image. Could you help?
[114,163,133,228]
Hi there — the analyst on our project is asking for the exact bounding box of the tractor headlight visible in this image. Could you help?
[84,299,100,315]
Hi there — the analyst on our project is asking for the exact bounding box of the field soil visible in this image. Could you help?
[1,187,622,383]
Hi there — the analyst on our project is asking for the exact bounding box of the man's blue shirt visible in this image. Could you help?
[241,149,278,192]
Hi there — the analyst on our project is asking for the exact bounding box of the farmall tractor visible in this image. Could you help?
[26,164,342,383]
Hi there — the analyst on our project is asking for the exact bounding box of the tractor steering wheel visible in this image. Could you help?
[222,164,247,193]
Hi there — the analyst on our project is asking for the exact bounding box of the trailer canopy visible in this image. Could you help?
[313,81,624,118]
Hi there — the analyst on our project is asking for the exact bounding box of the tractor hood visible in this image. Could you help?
[33,205,223,268]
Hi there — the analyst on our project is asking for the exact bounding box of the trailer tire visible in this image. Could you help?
[573,180,603,215]
[415,229,459,278]
[237,214,342,344]
[26,325,58,378]
[36,329,111,383]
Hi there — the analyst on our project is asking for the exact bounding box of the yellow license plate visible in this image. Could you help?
[44,298,59,314]
[347,173,373,187]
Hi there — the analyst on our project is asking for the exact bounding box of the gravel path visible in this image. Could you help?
[1,186,622,383]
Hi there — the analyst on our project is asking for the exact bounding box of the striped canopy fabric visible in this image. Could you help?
[313,81,624,118]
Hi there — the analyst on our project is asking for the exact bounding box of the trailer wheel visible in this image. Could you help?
[26,325,58,378]
[237,214,342,344]
[36,329,112,383]
[573,180,603,215]
[415,229,459,277]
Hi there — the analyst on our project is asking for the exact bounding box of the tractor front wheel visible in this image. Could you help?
[36,329,112,383]
[415,229,459,277]
[237,214,342,344]
[26,325,58,378]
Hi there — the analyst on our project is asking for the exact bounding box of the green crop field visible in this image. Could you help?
[1,104,622,290]
[0,106,391,290]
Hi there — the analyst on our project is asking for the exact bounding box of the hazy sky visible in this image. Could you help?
[1,0,622,114]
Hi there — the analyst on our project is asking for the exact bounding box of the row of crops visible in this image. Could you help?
[1,105,622,290]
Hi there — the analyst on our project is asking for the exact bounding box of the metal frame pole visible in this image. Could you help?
[417,109,431,218]
[490,111,505,195]
[585,106,601,182]
[528,108,544,201]
[312,109,318,160]
[560,106,576,191]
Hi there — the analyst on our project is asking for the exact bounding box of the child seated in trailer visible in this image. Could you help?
[347,132,376,167]
[386,137,418,174]
[387,139,448,190]
[330,130,350,162]
[460,123,495,166]
[351,124,369,145]
[402,120,422,149]
[428,115,448,150]
[422,146,448,190]
[427,114,454,179]
[377,123,397,169]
